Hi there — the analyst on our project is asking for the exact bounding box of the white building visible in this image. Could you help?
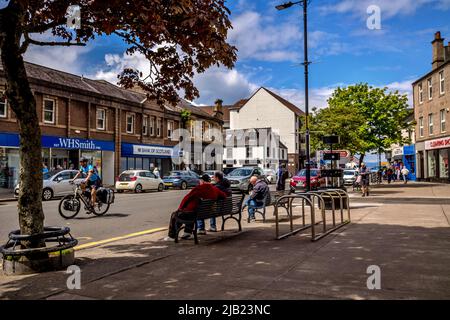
[223,128,288,169]
[228,87,304,175]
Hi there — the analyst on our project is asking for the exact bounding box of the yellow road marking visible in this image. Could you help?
[74,227,167,251]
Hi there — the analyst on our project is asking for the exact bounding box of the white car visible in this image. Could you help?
[264,169,277,184]
[115,170,165,193]
[343,169,358,185]
[14,170,86,201]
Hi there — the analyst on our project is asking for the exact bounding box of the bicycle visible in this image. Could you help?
[58,181,111,219]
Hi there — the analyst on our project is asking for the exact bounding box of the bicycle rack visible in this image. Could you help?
[274,189,352,241]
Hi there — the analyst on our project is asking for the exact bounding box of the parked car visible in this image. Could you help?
[227,167,266,193]
[162,171,200,190]
[264,169,277,184]
[223,167,239,176]
[115,170,164,193]
[343,169,358,186]
[14,170,86,201]
[290,169,325,190]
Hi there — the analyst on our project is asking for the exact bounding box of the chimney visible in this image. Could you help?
[432,31,445,69]
[213,99,223,120]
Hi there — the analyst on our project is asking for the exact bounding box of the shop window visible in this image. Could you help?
[143,115,148,136]
[43,99,55,124]
[439,149,449,178]
[428,78,433,100]
[126,113,134,134]
[441,109,446,133]
[440,71,445,95]
[428,113,434,135]
[0,91,6,118]
[428,151,436,178]
[96,108,106,130]
[418,83,423,104]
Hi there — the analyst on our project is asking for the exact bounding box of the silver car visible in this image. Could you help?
[343,169,357,185]
[227,167,267,193]
[264,169,277,184]
[15,170,86,201]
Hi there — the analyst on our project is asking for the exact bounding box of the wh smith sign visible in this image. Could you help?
[42,136,114,151]
[132,144,173,157]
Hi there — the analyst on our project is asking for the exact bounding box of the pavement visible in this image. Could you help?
[1,181,450,300]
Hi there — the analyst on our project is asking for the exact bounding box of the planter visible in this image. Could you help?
[1,226,78,275]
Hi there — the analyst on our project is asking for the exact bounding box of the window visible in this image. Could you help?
[167,120,174,139]
[157,118,162,137]
[418,83,423,104]
[227,147,232,158]
[267,147,270,157]
[246,146,252,158]
[0,91,6,118]
[150,117,155,136]
[429,113,434,135]
[441,109,446,133]
[440,71,445,95]
[428,78,433,100]
[96,108,106,130]
[419,117,424,137]
[43,99,55,124]
[126,113,134,134]
[143,115,148,136]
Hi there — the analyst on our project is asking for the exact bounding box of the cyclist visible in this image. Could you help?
[71,157,102,209]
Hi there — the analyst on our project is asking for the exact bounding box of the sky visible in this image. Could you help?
[20,0,450,110]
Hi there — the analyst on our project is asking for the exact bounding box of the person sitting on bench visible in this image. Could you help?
[165,174,228,241]
[246,176,269,222]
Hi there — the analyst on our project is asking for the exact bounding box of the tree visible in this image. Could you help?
[309,84,412,165]
[0,0,236,249]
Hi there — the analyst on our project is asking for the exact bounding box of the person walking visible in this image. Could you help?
[360,163,370,197]
[153,167,160,178]
[401,166,409,184]
[387,167,393,184]
[276,164,288,191]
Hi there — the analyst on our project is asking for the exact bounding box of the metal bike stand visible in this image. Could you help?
[275,194,315,240]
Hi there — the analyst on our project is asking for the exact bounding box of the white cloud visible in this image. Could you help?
[229,11,302,62]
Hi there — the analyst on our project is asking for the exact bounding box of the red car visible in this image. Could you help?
[290,169,324,190]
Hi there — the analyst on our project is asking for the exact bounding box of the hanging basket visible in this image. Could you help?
[0,226,78,275]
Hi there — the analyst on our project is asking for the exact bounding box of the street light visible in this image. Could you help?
[276,0,311,191]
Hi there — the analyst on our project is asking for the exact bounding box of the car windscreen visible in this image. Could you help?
[168,171,183,176]
[343,171,356,176]
[296,169,318,177]
[229,168,253,177]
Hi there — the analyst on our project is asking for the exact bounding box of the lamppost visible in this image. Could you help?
[276,0,311,191]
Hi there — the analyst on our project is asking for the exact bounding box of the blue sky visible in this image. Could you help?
[22,0,450,109]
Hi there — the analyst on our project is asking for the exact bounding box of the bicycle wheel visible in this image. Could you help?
[92,201,110,216]
[59,195,81,219]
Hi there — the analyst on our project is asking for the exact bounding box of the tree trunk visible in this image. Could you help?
[0,3,45,248]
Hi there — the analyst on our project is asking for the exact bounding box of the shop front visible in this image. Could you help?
[121,143,177,177]
[0,132,115,190]
[424,136,450,182]
[402,145,416,181]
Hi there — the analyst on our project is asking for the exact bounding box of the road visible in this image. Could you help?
[0,189,190,246]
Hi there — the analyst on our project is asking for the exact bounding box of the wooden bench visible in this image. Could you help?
[244,189,292,222]
[174,193,245,244]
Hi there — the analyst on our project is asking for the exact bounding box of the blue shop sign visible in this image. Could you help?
[0,132,114,151]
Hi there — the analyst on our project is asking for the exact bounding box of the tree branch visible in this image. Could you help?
[19,32,86,54]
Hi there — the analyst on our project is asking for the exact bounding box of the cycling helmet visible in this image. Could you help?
[80,157,88,162]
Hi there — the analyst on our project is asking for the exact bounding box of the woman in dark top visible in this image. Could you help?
[360,163,370,197]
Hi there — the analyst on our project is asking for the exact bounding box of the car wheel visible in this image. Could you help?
[158,183,164,192]
[42,188,53,201]
[180,181,187,190]
[134,184,143,193]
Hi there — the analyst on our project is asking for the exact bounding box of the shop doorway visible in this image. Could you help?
[68,150,79,170]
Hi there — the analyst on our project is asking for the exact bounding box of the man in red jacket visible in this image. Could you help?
[166,174,227,240]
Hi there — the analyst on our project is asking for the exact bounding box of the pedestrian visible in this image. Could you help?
[360,163,370,197]
[153,167,160,178]
[396,167,401,182]
[387,167,393,184]
[401,166,409,184]
[197,171,232,233]
[246,176,269,222]
[165,174,227,241]
[42,163,48,174]
[276,164,288,191]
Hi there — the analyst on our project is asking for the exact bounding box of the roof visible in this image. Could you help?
[169,99,220,122]
[18,61,144,104]
[412,61,450,85]
[228,87,304,116]
[198,105,233,122]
